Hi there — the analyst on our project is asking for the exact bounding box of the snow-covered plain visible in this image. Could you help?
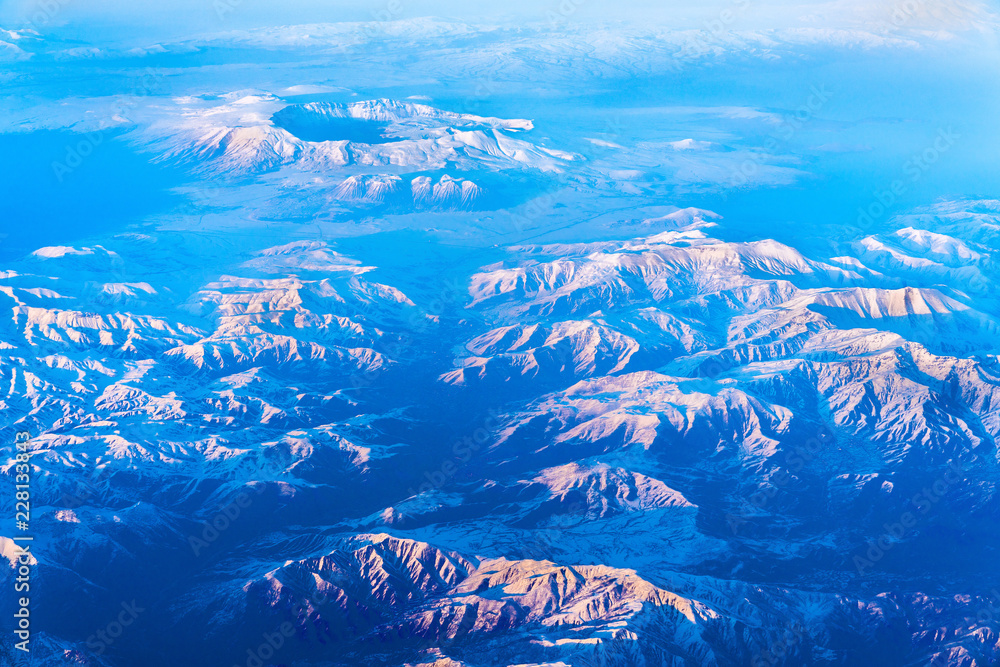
[1,4,1000,666]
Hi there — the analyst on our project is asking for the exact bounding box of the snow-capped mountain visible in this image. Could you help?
[4,196,1000,665]
[1,7,999,666]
